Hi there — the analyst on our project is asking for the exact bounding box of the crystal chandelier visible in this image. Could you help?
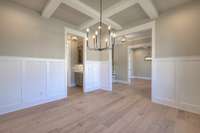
[86,0,116,51]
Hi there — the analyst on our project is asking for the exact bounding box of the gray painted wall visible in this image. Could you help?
[0,0,76,59]
[156,1,200,58]
[114,1,200,82]
[114,37,152,82]
[132,48,151,78]
[114,44,128,81]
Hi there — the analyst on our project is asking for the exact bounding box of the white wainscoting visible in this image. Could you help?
[152,57,200,114]
[84,61,112,93]
[100,61,112,91]
[0,56,66,115]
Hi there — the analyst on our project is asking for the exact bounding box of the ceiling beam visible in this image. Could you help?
[42,0,62,18]
[80,19,99,30]
[103,18,122,30]
[116,21,155,37]
[138,0,159,19]
[103,0,138,18]
[62,0,122,30]
[80,0,138,30]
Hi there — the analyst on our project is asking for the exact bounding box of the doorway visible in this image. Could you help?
[112,22,155,99]
[128,33,152,99]
[65,28,86,97]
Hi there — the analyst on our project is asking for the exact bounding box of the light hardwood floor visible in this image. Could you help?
[0,79,200,133]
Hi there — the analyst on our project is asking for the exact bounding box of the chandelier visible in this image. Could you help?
[86,0,116,51]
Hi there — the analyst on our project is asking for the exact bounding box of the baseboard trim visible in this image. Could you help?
[68,83,76,87]
[115,80,130,84]
[130,76,151,80]
[0,95,67,115]
[152,97,200,115]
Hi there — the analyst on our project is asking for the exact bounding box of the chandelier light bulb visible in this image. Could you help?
[85,37,88,41]
[108,25,111,30]
[86,28,90,32]
[86,0,116,51]
[113,33,116,38]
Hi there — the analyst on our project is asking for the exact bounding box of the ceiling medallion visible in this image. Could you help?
[86,0,116,51]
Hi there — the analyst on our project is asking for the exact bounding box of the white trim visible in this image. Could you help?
[42,0,62,18]
[65,27,87,93]
[80,0,159,30]
[138,0,159,19]
[103,18,122,30]
[103,0,138,18]
[0,56,64,62]
[152,57,200,115]
[128,43,151,49]
[152,97,177,110]
[115,21,155,101]
[153,56,200,61]
[64,27,86,38]
[1,94,66,115]
[80,0,138,30]
[80,19,99,30]
[115,80,130,84]
[0,56,67,115]
[152,97,200,115]
[116,21,155,37]
[131,76,151,80]
[62,0,122,30]
[126,35,152,42]
[108,49,113,91]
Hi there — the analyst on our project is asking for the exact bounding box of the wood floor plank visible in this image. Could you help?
[0,79,200,133]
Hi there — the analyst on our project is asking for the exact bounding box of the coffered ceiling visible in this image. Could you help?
[11,0,194,31]
[110,3,149,29]
[52,3,92,26]
[80,0,122,11]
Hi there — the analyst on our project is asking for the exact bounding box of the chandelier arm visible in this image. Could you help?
[86,0,116,51]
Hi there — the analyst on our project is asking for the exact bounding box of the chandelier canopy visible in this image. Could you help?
[86,0,116,51]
